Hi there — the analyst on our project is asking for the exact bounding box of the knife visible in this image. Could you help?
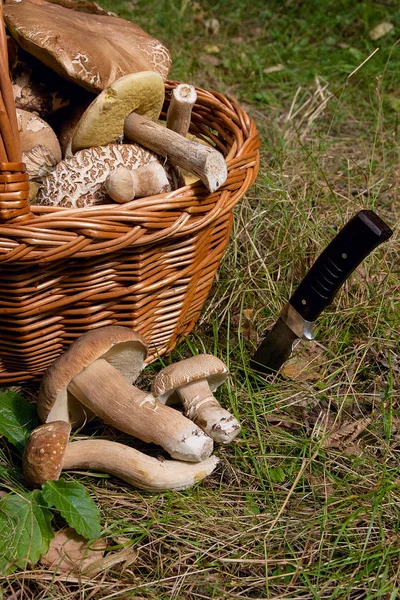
[250,210,393,375]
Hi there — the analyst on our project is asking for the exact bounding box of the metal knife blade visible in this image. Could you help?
[250,210,393,375]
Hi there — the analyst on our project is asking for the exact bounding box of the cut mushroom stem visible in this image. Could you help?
[166,83,197,188]
[23,422,219,492]
[166,83,197,136]
[104,163,170,203]
[124,112,227,193]
[152,355,241,444]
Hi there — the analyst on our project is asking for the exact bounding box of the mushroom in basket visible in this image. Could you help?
[34,143,171,207]
[4,0,172,93]
[23,421,219,492]
[37,326,214,463]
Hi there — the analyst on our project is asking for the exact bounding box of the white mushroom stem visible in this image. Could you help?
[105,163,170,203]
[166,84,197,136]
[61,439,219,491]
[166,84,197,189]
[174,379,241,444]
[67,358,213,462]
[124,112,227,193]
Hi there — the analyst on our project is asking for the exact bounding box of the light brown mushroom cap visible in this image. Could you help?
[152,354,229,405]
[17,109,62,179]
[71,71,165,153]
[35,143,167,208]
[4,0,172,92]
[23,421,71,488]
[37,326,148,425]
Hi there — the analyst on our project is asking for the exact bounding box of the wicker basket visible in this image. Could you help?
[0,11,260,384]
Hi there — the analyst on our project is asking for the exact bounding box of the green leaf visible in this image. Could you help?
[42,479,101,540]
[0,390,38,452]
[0,491,54,574]
[269,467,287,483]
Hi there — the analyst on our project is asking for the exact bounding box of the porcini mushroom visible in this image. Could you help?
[23,421,219,491]
[71,71,165,152]
[152,355,241,444]
[71,73,228,193]
[4,0,172,92]
[104,163,170,203]
[37,326,213,462]
[35,143,170,208]
[17,109,61,180]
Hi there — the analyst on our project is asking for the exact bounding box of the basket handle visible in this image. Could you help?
[0,1,31,223]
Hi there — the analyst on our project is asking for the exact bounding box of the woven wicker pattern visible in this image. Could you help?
[0,8,260,383]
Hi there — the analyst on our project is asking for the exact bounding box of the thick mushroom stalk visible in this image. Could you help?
[67,358,212,462]
[23,422,219,492]
[152,354,241,444]
[62,440,219,492]
[38,326,213,462]
[166,83,197,189]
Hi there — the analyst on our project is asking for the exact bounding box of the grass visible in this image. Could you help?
[1,0,399,597]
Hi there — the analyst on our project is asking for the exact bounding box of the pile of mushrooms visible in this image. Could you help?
[5,0,228,206]
[23,326,241,491]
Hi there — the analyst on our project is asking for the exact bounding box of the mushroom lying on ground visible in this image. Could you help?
[71,72,228,193]
[4,0,172,92]
[152,355,241,444]
[37,326,213,462]
[17,109,61,181]
[105,163,170,203]
[23,421,219,491]
[34,143,171,208]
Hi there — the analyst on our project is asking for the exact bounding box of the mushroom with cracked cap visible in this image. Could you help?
[152,354,241,444]
[23,421,219,491]
[37,326,213,462]
[4,0,172,92]
[71,72,227,193]
[16,108,62,182]
[34,143,171,208]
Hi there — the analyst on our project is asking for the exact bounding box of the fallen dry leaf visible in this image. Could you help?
[231,308,258,342]
[322,417,371,452]
[40,528,138,577]
[369,22,394,41]
[40,528,106,575]
[84,545,138,576]
[281,341,327,382]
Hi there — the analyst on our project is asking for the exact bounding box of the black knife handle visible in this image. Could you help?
[290,210,393,322]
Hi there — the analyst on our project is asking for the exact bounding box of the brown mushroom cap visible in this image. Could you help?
[4,0,172,92]
[17,109,62,180]
[152,354,229,405]
[23,421,71,488]
[37,326,148,425]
